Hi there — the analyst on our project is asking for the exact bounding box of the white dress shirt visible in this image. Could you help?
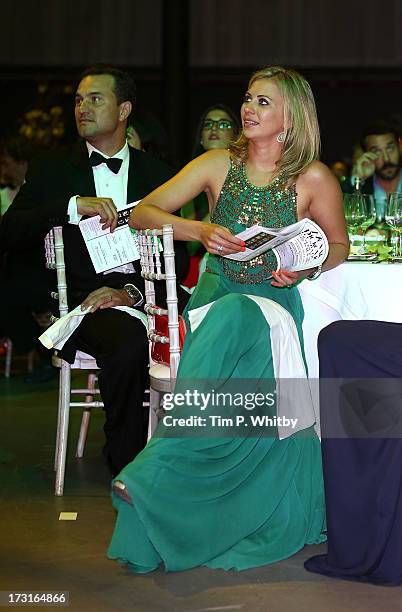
[67,141,134,274]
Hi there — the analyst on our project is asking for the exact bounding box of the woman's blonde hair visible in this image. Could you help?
[230,66,321,180]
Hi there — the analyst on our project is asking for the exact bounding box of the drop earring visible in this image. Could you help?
[277,132,285,143]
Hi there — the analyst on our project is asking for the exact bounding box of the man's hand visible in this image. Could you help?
[81,287,133,312]
[76,196,118,231]
[352,152,378,181]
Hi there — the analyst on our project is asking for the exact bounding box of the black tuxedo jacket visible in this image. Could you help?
[0,142,189,308]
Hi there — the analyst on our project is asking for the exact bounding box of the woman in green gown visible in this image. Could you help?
[107,66,349,572]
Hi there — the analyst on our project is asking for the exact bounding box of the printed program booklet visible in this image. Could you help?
[79,201,140,273]
[224,219,329,271]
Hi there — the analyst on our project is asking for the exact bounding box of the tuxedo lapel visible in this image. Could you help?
[127,147,155,203]
[127,147,140,203]
[70,142,96,197]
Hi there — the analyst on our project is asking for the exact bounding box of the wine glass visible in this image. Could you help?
[343,194,368,253]
[385,192,402,258]
[359,195,376,252]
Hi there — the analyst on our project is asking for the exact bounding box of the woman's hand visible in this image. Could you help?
[270,268,313,287]
[199,223,245,256]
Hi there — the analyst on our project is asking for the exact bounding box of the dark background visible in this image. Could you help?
[1,0,401,167]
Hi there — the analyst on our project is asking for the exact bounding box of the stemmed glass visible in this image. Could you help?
[359,195,376,252]
[343,194,368,253]
[385,192,402,259]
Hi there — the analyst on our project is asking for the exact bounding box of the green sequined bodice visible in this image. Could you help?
[207,159,297,284]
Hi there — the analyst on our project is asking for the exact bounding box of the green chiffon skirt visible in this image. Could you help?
[107,270,326,572]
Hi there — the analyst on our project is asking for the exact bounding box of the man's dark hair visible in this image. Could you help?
[360,121,400,151]
[79,64,136,108]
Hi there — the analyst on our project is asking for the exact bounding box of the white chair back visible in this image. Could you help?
[45,227,68,317]
[44,226,102,496]
[138,224,180,382]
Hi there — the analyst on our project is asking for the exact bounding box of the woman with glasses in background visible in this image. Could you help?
[183,105,240,275]
[194,104,240,158]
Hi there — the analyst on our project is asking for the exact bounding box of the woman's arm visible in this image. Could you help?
[304,161,349,272]
[271,161,349,287]
[129,150,244,254]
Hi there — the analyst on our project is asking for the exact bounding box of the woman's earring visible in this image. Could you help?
[277,132,285,143]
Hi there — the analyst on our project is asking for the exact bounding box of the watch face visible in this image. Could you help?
[125,285,143,306]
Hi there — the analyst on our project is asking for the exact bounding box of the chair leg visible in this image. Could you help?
[27,350,35,373]
[75,372,96,458]
[4,339,12,378]
[147,387,161,441]
[54,361,71,496]
[54,367,64,470]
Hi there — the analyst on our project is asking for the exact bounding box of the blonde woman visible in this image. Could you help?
[108,67,348,572]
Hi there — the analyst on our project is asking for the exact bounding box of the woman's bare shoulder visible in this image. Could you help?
[187,149,231,188]
[195,148,231,169]
[297,160,335,186]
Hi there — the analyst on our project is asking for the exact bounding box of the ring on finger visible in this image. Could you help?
[217,244,224,253]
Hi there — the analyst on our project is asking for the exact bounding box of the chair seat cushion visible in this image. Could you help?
[72,352,99,369]
[149,363,170,380]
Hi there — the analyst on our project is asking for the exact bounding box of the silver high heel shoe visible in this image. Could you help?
[113,480,133,505]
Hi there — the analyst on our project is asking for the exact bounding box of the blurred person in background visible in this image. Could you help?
[184,105,240,226]
[0,136,34,215]
[343,121,401,219]
[329,160,349,184]
[182,105,240,285]
[0,135,54,381]
[126,112,169,162]
[192,104,240,158]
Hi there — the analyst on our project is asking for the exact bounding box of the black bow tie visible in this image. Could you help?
[89,151,123,174]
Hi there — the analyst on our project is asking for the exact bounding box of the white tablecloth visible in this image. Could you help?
[298,261,402,431]
[299,261,402,379]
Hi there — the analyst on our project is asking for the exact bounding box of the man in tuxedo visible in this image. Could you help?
[0,65,188,474]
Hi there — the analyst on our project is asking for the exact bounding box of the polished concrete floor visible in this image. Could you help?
[0,369,400,612]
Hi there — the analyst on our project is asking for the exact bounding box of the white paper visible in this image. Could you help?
[79,201,140,273]
[224,219,329,272]
[39,304,147,351]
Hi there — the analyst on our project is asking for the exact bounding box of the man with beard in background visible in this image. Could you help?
[346,121,401,219]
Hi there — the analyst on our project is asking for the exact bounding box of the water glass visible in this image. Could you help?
[343,194,368,252]
[359,195,376,252]
[385,192,402,258]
